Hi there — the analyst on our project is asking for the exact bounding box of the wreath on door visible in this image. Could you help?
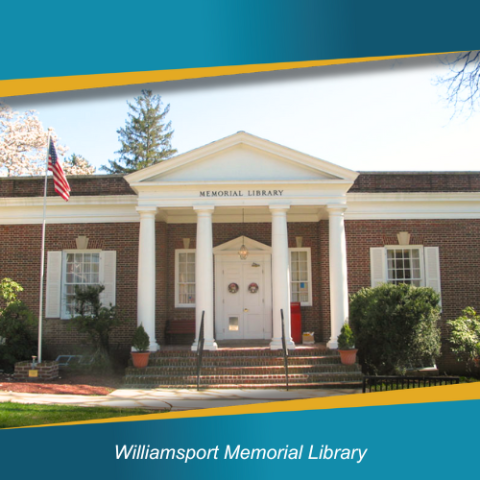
[228,282,239,293]
[248,282,259,293]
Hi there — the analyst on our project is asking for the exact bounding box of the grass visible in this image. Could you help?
[0,402,166,429]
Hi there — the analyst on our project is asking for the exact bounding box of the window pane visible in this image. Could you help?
[63,251,101,317]
[290,249,310,305]
[386,248,422,286]
[177,251,196,305]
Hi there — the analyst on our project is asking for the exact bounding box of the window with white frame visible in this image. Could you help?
[386,247,423,286]
[289,248,312,306]
[370,245,441,301]
[45,250,116,320]
[62,251,101,317]
[175,249,196,307]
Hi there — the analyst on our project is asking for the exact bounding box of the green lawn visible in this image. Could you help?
[0,402,165,429]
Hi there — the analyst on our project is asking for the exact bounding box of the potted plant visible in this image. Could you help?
[337,323,358,365]
[131,324,150,368]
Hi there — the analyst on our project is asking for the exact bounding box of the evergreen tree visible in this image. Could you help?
[101,90,177,174]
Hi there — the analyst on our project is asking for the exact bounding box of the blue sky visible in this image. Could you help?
[6,54,480,173]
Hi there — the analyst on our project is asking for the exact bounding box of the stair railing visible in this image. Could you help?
[196,311,205,391]
[280,308,289,391]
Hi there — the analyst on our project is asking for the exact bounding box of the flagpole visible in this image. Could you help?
[37,129,51,363]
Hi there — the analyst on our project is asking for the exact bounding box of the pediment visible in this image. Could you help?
[125,132,358,187]
[213,236,271,254]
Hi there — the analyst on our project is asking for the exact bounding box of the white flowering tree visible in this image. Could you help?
[63,154,96,175]
[0,101,94,177]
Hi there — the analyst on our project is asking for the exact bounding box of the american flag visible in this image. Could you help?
[48,139,70,201]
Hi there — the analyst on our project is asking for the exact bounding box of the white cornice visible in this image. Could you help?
[0,195,137,207]
[0,195,139,225]
[346,192,480,219]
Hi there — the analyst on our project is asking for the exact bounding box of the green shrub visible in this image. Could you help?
[132,325,150,352]
[447,307,480,365]
[349,283,441,375]
[69,285,124,371]
[0,278,24,307]
[0,278,37,371]
[337,323,355,350]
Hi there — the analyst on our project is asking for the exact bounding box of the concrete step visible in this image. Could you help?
[125,364,360,376]
[123,371,364,388]
[124,344,363,389]
[150,346,334,358]
[148,355,342,367]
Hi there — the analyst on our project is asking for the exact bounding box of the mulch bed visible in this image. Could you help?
[0,371,124,396]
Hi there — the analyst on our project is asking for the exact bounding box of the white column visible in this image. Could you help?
[326,205,349,349]
[192,206,217,351]
[136,206,159,351]
[269,205,295,350]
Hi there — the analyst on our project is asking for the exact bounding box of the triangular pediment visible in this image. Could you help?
[213,236,271,254]
[125,132,358,187]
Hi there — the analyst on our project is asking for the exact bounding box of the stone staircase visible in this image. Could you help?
[123,344,363,389]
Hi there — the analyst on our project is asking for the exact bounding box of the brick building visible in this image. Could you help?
[1,132,479,372]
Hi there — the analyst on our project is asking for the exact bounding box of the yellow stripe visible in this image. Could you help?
[12,382,480,429]
[0,53,448,97]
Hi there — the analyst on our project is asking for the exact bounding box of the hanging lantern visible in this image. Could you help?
[239,239,248,260]
[238,210,248,260]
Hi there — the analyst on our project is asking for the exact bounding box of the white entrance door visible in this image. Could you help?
[216,257,272,340]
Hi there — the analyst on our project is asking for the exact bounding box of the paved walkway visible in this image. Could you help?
[0,388,361,411]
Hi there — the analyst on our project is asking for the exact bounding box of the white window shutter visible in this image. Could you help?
[45,251,62,318]
[370,247,386,287]
[424,247,442,303]
[100,251,117,307]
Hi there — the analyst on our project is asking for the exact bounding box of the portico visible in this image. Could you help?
[125,132,358,351]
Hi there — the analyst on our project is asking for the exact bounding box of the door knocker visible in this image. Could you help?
[228,282,239,293]
[248,282,259,293]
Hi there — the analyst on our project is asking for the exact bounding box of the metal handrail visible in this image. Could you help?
[280,308,289,391]
[196,311,205,391]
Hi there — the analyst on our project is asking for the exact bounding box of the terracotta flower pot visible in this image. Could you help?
[131,352,150,368]
[339,349,358,365]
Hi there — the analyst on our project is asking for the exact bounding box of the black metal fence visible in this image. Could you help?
[363,375,460,393]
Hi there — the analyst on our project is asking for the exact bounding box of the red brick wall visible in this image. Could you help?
[350,172,480,193]
[0,223,140,357]
[344,219,480,373]
[0,175,134,198]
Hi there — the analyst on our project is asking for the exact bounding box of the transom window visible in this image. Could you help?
[63,251,100,317]
[175,250,196,307]
[386,247,423,286]
[289,248,312,306]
